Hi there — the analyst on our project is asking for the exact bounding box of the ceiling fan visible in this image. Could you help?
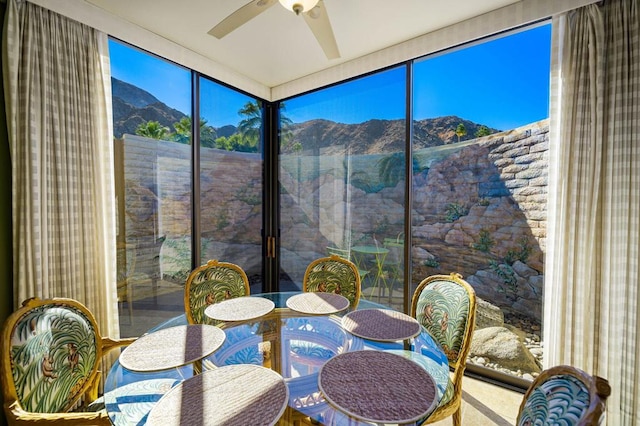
[208,0,340,59]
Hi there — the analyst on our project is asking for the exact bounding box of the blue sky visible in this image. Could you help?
[110,23,551,131]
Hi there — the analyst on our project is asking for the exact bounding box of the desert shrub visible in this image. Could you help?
[490,261,519,302]
[444,202,469,222]
[472,229,494,252]
[504,236,532,265]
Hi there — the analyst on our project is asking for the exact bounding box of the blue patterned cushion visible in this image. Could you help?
[415,280,470,362]
[9,304,98,413]
[518,374,591,425]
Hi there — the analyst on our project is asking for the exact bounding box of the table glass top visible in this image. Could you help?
[106,292,449,426]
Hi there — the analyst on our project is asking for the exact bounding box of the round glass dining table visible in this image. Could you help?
[104,292,450,425]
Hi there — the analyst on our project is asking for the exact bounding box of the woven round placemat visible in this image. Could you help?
[342,308,421,341]
[145,364,289,426]
[119,324,226,372]
[318,350,437,424]
[204,296,275,322]
[286,292,350,315]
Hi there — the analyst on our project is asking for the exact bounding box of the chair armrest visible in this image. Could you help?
[5,401,111,425]
[101,336,137,354]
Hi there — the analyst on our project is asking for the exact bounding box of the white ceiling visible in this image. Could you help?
[84,0,521,88]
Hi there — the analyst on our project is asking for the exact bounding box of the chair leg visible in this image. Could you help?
[452,407,462,426]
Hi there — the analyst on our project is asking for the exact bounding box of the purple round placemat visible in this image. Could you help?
[342,308,421,341]
[318,350,437,423]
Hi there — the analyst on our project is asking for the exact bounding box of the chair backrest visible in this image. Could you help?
[303,254,361,309]
[1,297,103,414]
[517,365,611,426]
[184,259,250,325]
[411,273,476,365]
[326,246,351,261]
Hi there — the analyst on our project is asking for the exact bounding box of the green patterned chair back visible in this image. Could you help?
[411,273,476,364]
[517,365,611,426]
[184,259,250,325]
[303,255,361,309]
[1,298,101,414]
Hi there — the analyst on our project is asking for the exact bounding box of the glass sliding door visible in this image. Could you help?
[198,78,264,293]
[110,39,192,337]
[411,24,551,382]
[110,40,265,337]
[278,67,407,310]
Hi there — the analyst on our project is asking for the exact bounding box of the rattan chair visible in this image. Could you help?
[326,246,369,281]
[184,259,250,325]
[303,254,361,310]
[517,365,611,426]
[1,297,136,425]
[413,272,476,426]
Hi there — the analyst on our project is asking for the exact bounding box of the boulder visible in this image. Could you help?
[474,298,504,329]
[470,326,540,373]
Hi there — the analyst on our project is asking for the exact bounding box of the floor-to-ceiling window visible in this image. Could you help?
[198,78,264,293]
[109,20,551,387]
[110,39,192,337]
[411,23,551,382]
[278,67,408,310]
[277,23,551,384]
[110,40,264,337]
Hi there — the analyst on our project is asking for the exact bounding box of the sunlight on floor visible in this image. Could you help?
[428,375,523,425]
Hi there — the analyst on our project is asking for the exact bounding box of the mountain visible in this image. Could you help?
[111,78,499,152]
[282,117,500,155]
[112,78,188,139]
[112,78,163,108]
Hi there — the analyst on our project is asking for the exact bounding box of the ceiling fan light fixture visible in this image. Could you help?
[278,0,319,15]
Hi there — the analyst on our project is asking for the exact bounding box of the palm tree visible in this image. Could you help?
[172,116,217,147]
[279,102,294,148]
[377,152,420,188]
[475,125,491,137]
[455,123,467,142]
[135,120,171,140]
[238,101,263,148]
[172,116,191,144]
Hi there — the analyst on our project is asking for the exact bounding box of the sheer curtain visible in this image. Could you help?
[3,0,119,338]
[546,0,639,424]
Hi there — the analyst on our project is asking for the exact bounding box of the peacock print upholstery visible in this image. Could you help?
[184,259,250,325]
[517,365,611,426]
[412,273,476,426]
[303,254,361,310]
[0,297,135,425]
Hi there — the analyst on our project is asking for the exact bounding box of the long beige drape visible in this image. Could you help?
[3,0,119,338]
[546,0,639,424]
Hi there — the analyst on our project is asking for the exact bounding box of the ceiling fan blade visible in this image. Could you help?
[303,0,340,59]
[208,0,278,39]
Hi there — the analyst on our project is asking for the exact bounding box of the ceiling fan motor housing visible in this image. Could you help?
[278,0,320,15]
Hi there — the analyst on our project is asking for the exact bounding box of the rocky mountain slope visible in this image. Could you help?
[284,117,499,155]
[112,78,499,152]
[112,78,187,138]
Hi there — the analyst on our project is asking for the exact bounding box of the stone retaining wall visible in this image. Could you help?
[119,119,548,322]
